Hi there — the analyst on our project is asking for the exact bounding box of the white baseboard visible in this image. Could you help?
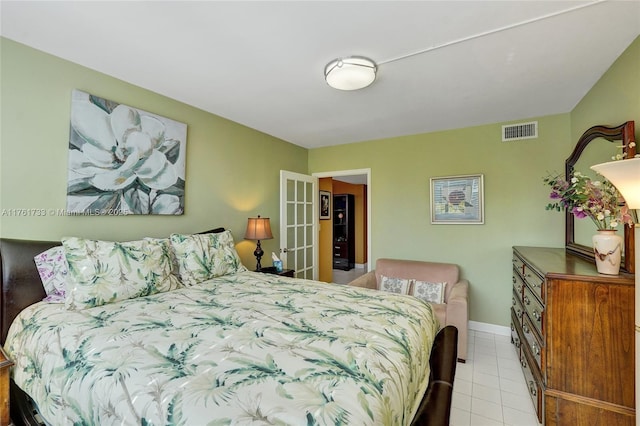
[355,263,366,269]
[469,320,511,336]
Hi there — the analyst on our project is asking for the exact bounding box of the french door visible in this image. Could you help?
[279,170,318,280]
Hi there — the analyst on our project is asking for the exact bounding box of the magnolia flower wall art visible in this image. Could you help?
[66,90,187,215]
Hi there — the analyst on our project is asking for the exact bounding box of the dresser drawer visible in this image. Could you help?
[523,286,544,338]
[521,346,544,423]
[334,243,347,257]
[522,313,543,369]
[522,264,545,302]
[511,309,523,355]
[512,254,525,276]
[512,288,524,324]
[513,269,525,296]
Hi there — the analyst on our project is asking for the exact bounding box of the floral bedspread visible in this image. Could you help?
[4,272,439,425]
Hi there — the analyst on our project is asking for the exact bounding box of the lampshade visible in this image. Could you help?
[324,56,377,91]
[591,157,640,209]
[244,215,273,240]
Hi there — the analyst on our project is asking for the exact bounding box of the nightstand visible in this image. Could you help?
[0,347,13,426]
[256,267,295,278]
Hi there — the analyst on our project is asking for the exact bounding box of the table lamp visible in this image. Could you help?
[591,156,640,413]
[244,215,273,270]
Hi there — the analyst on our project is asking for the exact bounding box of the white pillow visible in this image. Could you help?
[62,237,181,310]
[34,246,68,303]
[411,280,447,304]
[169,230,247,286]
[379,275,411,294]
[145,237,180,278]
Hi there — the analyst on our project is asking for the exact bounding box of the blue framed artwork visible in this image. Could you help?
[430,174,484,224]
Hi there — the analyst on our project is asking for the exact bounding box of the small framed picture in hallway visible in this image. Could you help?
[320,190,331,220]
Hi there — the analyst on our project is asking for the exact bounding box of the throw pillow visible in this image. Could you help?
[169,230,247,286]
[34,246,68,303]
[411,280,447,304]
[379,275,411,294]
[62,237,181,310]
[144,237,180,278]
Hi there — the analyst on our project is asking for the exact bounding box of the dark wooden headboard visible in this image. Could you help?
[0,238,58,345]
[0,228,227,345]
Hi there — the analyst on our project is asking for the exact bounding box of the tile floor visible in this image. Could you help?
[452,329,540,426]
[332,265,367,284]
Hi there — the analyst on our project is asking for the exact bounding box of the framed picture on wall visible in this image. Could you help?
[66,89,187,215]
[320,190,331,220]
[430,174,484,224]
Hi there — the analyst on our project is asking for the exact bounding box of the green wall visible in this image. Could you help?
[309,36,639,327]
[0,38,308,267]
[571,36,640,144]
[309,115,570,327]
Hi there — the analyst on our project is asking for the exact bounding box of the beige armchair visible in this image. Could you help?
[348,258,469,362]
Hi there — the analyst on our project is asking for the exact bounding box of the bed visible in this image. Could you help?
[0,233,457,425]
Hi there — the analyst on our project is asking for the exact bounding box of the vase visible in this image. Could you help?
[592,230,623,275]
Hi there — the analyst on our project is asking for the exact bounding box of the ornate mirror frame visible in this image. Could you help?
[565,121,636,273]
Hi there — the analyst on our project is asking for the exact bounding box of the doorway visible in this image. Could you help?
[313,169,371,284]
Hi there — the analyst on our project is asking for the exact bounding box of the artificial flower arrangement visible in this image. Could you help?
[544,171,634,230]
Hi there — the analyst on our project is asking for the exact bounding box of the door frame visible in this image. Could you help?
[312,168,372,272]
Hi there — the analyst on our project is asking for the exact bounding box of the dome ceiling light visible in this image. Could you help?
[324,56,377,91]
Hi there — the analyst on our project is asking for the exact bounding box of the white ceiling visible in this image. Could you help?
[1,1,639,149]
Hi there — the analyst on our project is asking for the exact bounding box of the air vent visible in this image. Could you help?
[502,121,538,141]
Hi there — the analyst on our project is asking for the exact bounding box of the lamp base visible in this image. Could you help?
[254,240,264,271]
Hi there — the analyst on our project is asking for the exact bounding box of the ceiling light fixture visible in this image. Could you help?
[324,56,377,91]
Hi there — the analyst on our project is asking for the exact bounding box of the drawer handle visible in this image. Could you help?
[521,359,527,369]
[533,310,541,322]
[517,308,522,317]
[533,342,540,356]
[514,338,521,349]
[526,274,541,288]
[523,324,530,334]
[512,297,516,306]
[512,276,516,284]
[524,296,530,306]
[529,381,537,397]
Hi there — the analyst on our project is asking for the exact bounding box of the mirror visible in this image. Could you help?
[573,138,625,259]
[565,121,636,273]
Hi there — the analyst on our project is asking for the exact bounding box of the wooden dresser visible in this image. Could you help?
[511,246,635,425]
[0,347,12,426]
